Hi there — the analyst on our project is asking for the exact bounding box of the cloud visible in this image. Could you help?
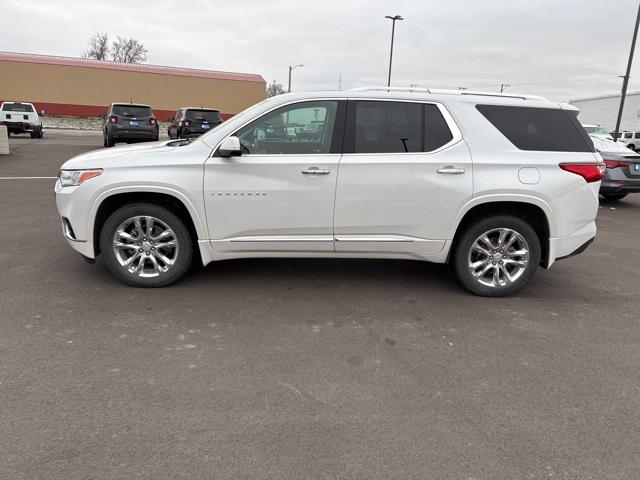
[1,0,639,101]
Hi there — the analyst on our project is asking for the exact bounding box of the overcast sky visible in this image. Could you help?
[3,0,640,101]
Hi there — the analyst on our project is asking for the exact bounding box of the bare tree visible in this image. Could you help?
[111,36,148,63]
[84,32,110,60]
[266,80,285,97]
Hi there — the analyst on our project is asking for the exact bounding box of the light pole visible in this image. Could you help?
[288,64,304,93]
[385,15,403,87]
[613,3,640,141]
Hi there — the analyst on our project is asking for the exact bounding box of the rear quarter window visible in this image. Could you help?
[476,105,594,152]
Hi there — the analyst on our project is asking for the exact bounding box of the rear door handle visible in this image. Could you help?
[437,166,465,175]
[302,167,331,175]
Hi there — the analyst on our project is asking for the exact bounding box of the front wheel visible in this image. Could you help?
[100,204,193,287]
[453,215,541,297]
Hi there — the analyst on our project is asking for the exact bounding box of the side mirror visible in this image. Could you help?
[219,136,241,157]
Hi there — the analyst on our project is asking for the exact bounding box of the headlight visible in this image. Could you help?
[59,169,103,187]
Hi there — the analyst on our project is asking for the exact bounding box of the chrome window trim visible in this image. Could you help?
[211,97,463,157]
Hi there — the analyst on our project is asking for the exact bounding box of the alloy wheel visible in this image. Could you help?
[467,228,530,288]
[112,216,179,277]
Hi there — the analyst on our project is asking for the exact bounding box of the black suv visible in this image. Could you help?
[167,108,222,139]
[103,103,159,147]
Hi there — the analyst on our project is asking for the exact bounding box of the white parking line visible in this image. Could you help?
[0,176,57,179]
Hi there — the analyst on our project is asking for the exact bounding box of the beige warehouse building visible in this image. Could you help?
[0,51,266,119]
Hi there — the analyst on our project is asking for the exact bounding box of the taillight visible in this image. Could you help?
[149,118,157,126]
[183,120,191,128]
[109,115,117,124]
[602,158,630,169]
[559,163,606,183]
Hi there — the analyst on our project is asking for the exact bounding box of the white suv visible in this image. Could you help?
[55,88,603,296]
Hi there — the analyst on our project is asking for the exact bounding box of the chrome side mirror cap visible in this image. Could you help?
[219,136,241,157]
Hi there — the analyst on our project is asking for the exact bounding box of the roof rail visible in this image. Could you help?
[348,86,548,102]
[350,86,432,94]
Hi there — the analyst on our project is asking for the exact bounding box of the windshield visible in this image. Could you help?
[591,136,637,154]
[2,103,34,112]
[186,109,221,123]
[112,105,152,117]
[583,126,609,136]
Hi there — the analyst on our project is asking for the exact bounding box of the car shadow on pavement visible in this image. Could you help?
[187,257,463,294]
[599,197,640,209]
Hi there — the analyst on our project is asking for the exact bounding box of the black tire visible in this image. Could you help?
[106,135,115,148]
[30,132,36,139]
[99,203,193,287]
[453,215,541,297]
[601,193,627,201]
[36,127,44,139]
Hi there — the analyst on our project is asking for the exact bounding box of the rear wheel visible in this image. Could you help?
[100,204,193,287]
[601,193,627,201]
[453,215,541,297]
[105,135,115,148]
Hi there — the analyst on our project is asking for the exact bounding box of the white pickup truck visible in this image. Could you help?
[0,101,43,138]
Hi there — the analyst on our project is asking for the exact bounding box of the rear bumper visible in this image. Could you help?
[600,183,640,194]
[1,121,39,133]
[111,130,158,140]
[547,221,596,268]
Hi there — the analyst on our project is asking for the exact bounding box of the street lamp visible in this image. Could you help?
[288,64,304,92]
[385,15,403,87]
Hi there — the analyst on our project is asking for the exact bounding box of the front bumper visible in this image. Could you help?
[55,180,95,258]
[547,221,596,268]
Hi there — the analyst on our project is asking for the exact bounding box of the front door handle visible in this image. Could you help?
[302,167,331,175]
[437,166,465,175]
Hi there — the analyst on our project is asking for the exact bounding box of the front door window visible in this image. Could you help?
[236,101,338,155]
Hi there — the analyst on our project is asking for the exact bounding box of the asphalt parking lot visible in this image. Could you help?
[2,130,640,479]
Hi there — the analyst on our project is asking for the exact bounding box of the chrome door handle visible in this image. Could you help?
[437,166,465,175]
[301,167,331,175]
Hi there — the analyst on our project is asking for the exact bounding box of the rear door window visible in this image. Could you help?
[112,105,152,118]
[424,104,453,151]
[476,104,594,152]
[353,101,422,153]
[347,101,455,154]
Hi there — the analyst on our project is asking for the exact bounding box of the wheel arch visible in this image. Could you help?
[448,197,553,267]
[90,187,206,258]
